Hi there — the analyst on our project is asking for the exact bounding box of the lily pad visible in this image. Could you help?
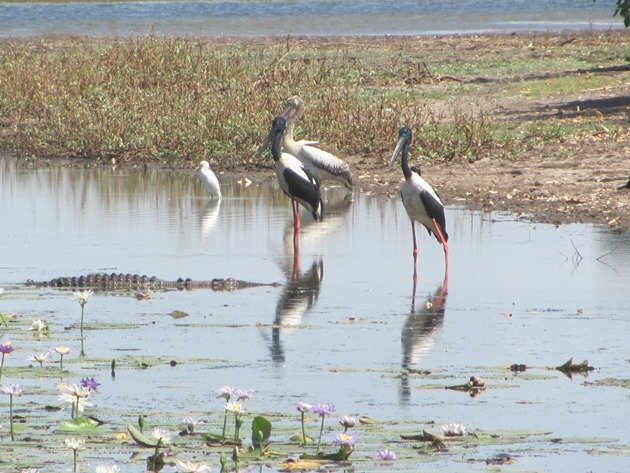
[128,423,159,447]
[59,417,99,432]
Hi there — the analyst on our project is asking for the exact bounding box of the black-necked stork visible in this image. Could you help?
[269,116,324,252]
[390,126,449,280]
[195,160,222,199]
[259,96,353,190]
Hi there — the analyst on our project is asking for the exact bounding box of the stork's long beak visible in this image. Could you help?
[389,136,405,166]
[256,125,274,157]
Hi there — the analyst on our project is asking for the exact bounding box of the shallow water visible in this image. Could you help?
[0,0,622,38]
[0,158,628,471]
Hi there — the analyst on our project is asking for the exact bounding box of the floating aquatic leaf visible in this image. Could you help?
[359,416,377,425]
[128,423,159,447]
[251,415,272,448]
[279,458,325,471]
[59,417,99,432]
[586,378,630,389]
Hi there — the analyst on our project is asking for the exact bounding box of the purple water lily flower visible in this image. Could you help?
[310,403,335,417]
[375,449,396,461]
[296,401,311,413]
[215,385,235,401]
[80,377,100,391]
[0,342,14,355]
[234,387,254,401]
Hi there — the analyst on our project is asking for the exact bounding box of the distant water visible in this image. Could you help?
[0,0,623,38]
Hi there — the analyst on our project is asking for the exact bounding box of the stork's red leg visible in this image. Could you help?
[411,220,418,283]
[292,200,300,254]
[432,218,449,281]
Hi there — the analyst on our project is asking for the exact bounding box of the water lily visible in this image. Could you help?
[28,319,49,333]
[0,341,15,382]
[150,427,172,445]
[297,401,312,445]
[375,449,396,461]
[339,415,356,431]
[174,460,212,472]
[21,468,40,473]
[73,290,93,356]
[58,383,92,419]
[215,385,235,401]
[73,289,94,308]
[333,432,356,447]
[310,403,335,455]
[65,437,86,473]
[233,387,254,401]
[53,346,70,371]
[80,377,100,391]
[224,402,244,441]
[1,384,23,441]
[95,465,121,473]
[30,351,50,367]
[441,422,466,436]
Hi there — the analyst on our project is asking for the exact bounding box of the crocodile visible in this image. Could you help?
[25,273,281,292]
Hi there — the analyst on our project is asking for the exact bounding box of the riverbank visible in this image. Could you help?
[1,31,628,230]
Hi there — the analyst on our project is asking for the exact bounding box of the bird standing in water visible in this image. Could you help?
[268,116,323,253]
[390,127,449,283]
[259,95,353,190]
[196,160,222,199]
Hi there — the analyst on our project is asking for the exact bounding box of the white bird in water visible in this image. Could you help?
[390,126,449,282]
[259,95,353,190]
[268,116,323,253]
[196,160,222,199]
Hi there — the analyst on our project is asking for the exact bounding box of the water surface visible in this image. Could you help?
[0,0,622,38]
[0,158,628,471]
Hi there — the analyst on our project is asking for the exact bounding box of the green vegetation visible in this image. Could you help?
[0,33,627,168]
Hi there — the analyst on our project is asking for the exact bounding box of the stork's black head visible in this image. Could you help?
[398,126,412,142]
[272,116,287,132]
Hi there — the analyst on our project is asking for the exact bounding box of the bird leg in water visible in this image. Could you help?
[411,221,419,283]
[292,199,301,254]
[431,218,449,278]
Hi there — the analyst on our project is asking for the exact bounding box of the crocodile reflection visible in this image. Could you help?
[400,280,448,405]
[267,255,324,364]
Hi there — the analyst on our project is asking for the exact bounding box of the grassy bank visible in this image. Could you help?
[0,32,627,168]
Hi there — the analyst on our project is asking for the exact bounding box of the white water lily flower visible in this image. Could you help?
[150,427,172,444]
[64,437,86,450]
[28,319,48,332]
[30,352,50,366]
[441,422,466,436]
[54,346,71,355]
[73,289,94,307]
[175,460,212,472]
[223,401,243,413]
[95,465,121,473]
[21,469,40,473]
[0,384,23,396]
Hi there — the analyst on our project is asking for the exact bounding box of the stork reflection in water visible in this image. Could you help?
[265,255,324,364]
[400,279,448,405]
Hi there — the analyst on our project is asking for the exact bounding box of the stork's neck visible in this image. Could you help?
[271,129,283,162]
[401,143,412,180]
[283,119,297,145]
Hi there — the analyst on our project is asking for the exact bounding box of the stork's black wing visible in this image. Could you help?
[283,167,323,220]
[420,190,448,242]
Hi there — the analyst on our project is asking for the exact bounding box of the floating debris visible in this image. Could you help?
[485,453,515,465]
[446,375,486,396]
[400,430,447,451]
[510,363,528,372]
[555,358,595,374]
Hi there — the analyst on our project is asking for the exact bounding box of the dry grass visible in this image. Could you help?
[0,33,626,168]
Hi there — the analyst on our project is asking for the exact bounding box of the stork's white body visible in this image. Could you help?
[400,173,445,240]
[275,152,323,220]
